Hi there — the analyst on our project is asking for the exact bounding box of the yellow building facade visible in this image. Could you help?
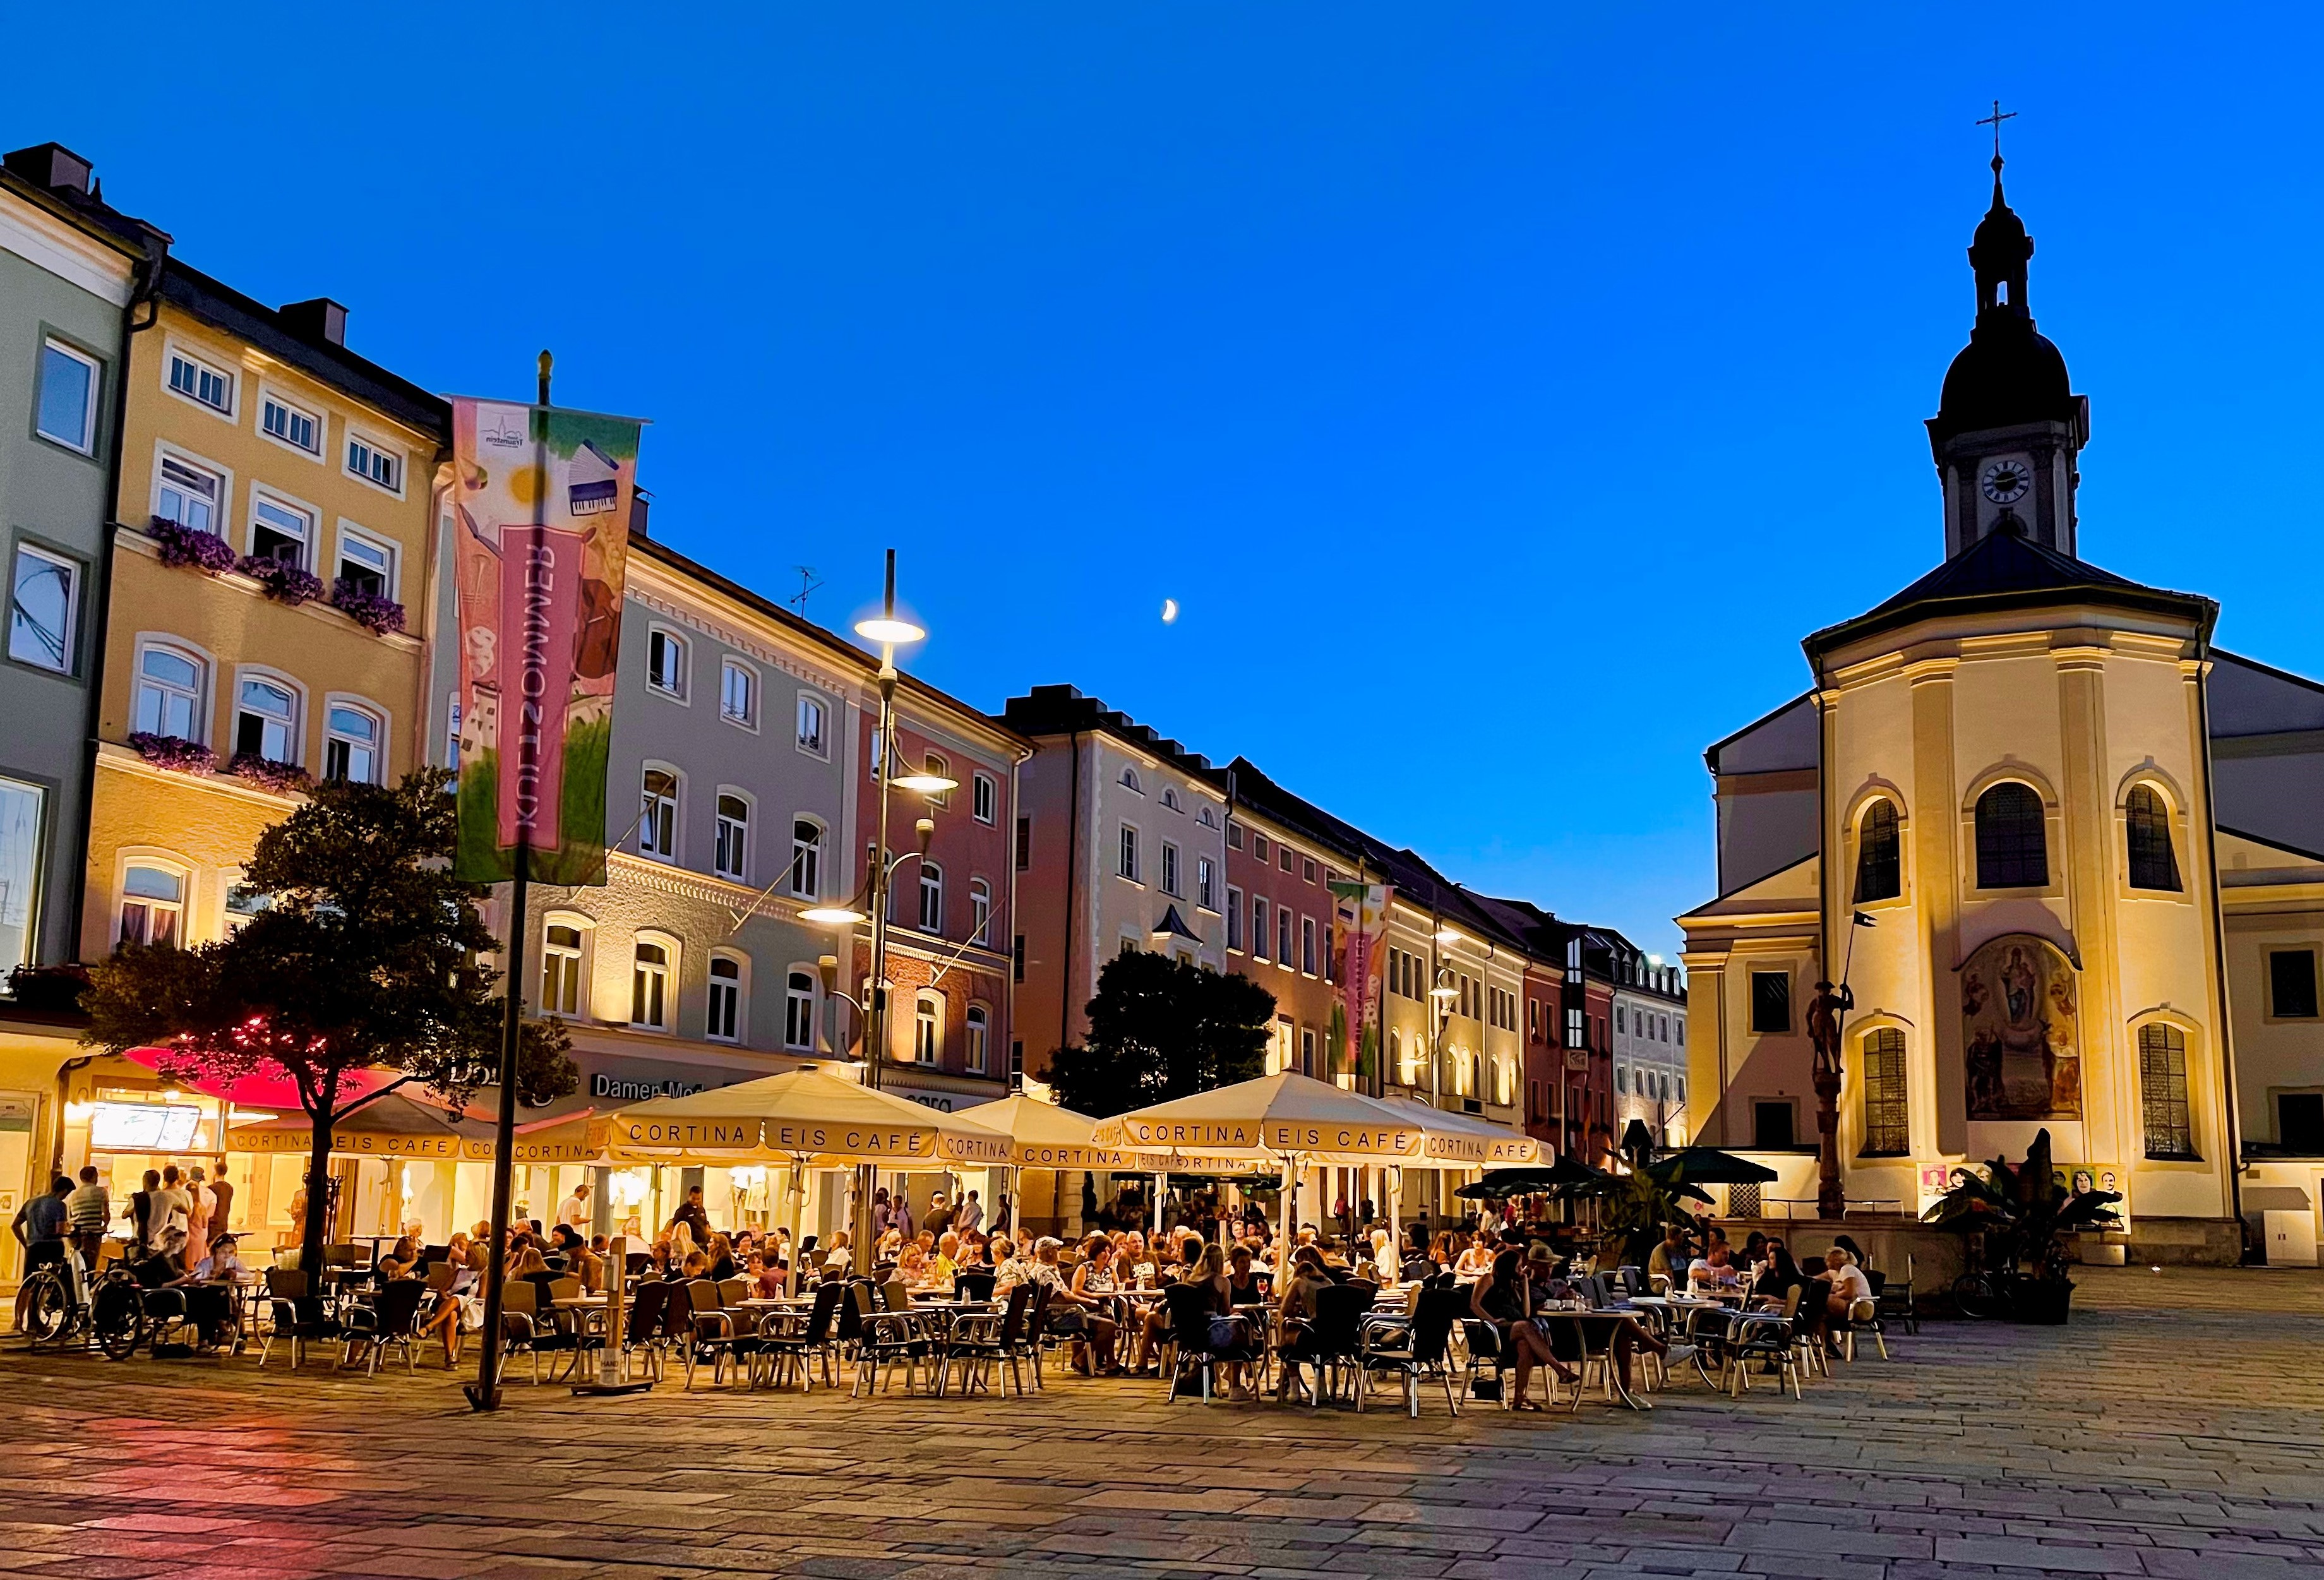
[68,263,444,1215]
[1680,169,2324,1264]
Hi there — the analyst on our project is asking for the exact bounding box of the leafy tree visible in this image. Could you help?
[82,769,576,1270]
[1047,951,1275,1116]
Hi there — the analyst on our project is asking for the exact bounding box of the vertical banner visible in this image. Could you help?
[1329,882,1393,1080]
[450,398,644,885]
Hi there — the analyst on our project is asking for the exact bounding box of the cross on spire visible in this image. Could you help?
[1977,100,2017,174]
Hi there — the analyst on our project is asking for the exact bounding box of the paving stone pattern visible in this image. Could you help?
[0,1266,2319,1579]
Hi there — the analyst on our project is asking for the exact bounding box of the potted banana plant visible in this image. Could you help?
[1923,1128,2121,1323]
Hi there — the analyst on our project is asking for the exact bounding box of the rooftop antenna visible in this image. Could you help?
[789,565,822,615]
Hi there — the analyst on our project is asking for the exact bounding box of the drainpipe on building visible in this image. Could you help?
[2193,626,2247,1245]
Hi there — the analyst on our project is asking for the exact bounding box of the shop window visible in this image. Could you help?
[2138,1023,2198,1160]
[2125,786,2181,892]
[1975,782,2047,888]
[1860,1027,1908,1156]
[120,863,184,947]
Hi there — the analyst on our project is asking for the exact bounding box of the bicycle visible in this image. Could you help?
[20,1243,157,1360]
[1949,1269,2008,1320]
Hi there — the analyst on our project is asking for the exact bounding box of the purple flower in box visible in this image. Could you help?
[227,753,313,794]
[148,518,238,573]
[127,732,217,774]
[330,578,408,635]
[239,555,326,606]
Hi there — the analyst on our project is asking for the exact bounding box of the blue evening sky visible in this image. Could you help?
[15,6,2320,957]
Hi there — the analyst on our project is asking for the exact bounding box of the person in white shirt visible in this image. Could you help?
[558,1182,591,1235]
[954,1190,985,1236]
[1367,1227,1399,1286]
[1819,1248,1874,1328]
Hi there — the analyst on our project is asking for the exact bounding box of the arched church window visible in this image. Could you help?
[1854,801,1902,902]
[1975,782,2047,889]
[2125,786,2181,892]
[2138,1023,2198,1161]
[1859,1027,1908,1156]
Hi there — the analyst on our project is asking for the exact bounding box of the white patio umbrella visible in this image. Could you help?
[1092,1072,1425,1279]
[1331,1097,1545,1247]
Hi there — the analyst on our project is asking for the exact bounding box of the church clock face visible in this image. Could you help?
[1980,458,2032,505]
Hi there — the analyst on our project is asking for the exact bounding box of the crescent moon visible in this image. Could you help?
[1161,599,1179,624]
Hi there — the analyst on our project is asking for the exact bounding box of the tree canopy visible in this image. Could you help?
[82,769,575,1266]
[1046,951,1275,1117]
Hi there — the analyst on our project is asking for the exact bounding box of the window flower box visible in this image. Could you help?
[227,753,313,795]
[5,962,90,1014]
[239,556,326,607]
[126,732,217,774]
[148,517,238,574]
[330,578,407,636]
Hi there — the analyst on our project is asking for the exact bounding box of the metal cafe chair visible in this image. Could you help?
[936,1283,1036,1398]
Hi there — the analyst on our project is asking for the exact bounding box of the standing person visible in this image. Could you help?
[668,1185,710,1245]
[870,1187,893,1238]
[153,1166,193,1264]
[207,1165,234,1238]
[183,1166,213,1271]
[923,1192,954,1237]
[11,1176,71,1287]
[130,1170,162,1257]
[64,1166,109,1269]
[558,1180,592,1237]
[954,1188,984,1237]
[891,1191,915,1241]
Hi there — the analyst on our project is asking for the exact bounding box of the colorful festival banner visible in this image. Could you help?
[1328,881,1393,1080]
[450,398,644,884]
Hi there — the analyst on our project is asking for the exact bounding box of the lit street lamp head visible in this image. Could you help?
[853,615,926,647]
[892,767,957,795]
[801,904,868,926]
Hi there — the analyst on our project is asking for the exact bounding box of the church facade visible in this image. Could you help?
[1678,159,2324,1266]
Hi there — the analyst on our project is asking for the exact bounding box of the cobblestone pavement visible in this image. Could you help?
[0,1266,2318,1579]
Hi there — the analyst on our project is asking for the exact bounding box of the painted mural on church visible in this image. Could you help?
[1962,935,2081,1120]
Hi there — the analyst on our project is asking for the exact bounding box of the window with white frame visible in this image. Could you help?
[222,873,270,936]
[1161,786,1180,811]
[1120,766,1141,794]
[1118,824,1139,882]
[918,861,944,932]
[8,545,78,673]
[973,772,997,824]
[715,794,750,882]
[969,877,991,942]
[541,921,585,1015]
[868,727,884,780]
[119,863,185,947]
[167,347,232,414]
[706,955,743,1043]
[155,453,223,535]
[1196,856,1215,911]
[249,495,313,567]
[638,769,678,861]
[1225,887,1243,950]
[796,693,826,755]
[1300,915,1317,974]
[1161,841,1180,897]
[134,643,205,739]
[966,1005,990,1074]
[645,628,686,697]
[37,339,99,453]
[261,393,321,455]
[336,529,393,598]
[789,818,822,898]
[1196,805,1217,829]
[347,434,401,493]
[0,778,43,974]
[923,753,950,810]
[719,660,756,727]
[233,677,297,762]
[630,939,673,1029]
[913,992,941,1063]
[784,970,817,1050]
[1252,896,1269,961]
[1278,907,1293,968]
[323,703,381,783]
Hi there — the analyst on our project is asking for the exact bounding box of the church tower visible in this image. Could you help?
[1927,153,2089,558]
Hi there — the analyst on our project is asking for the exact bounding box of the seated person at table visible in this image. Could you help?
[377,1235,422,1281]
[897,1245,931,1287]
[820,1230,853,1274]
[746,1252,786,1299]
[1750,1243,1808,1308]
[1183,1242,1257,1400]
[1000,1237,1119,1374]
[678,1250,709,1280]
[1226,1244,1264,1308]
[1367,1227,1399,1286]
[1453,1233,1495,1283]
[560,1232,604,1293]
[1688,1245,1743,1295]
[1271,1246,1336,1400]
[164,1232,248,1348]
[704,1233,739,1283]
[1526,1244,1668,1393]
[931,1232,962,1288]
[1071,1241,1123,1370]
[1118,1231,1156,1289]
[1742,1230,1769,1271]
[1646,1223,1692,1292]
[1470,1245,1579,1409]
[1816,1248,1874,1346]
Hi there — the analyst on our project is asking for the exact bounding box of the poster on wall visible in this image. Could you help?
[1962,934,2081,1120]
[448,397,645,885]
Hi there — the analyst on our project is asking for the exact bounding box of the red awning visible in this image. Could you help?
[121,1048,406,1111]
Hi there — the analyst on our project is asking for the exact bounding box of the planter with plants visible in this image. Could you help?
[148,517,238,574]
[1922,1127,2121,1322]
[227,753,313,795]
[330,578,407,635]
[239,556,326,606]
[126,732,217,774]
[6,962,90,1014]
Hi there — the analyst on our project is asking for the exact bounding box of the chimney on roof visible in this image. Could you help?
[4,143,93,197]
[279,297,348,349]
[630,487,652,539]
